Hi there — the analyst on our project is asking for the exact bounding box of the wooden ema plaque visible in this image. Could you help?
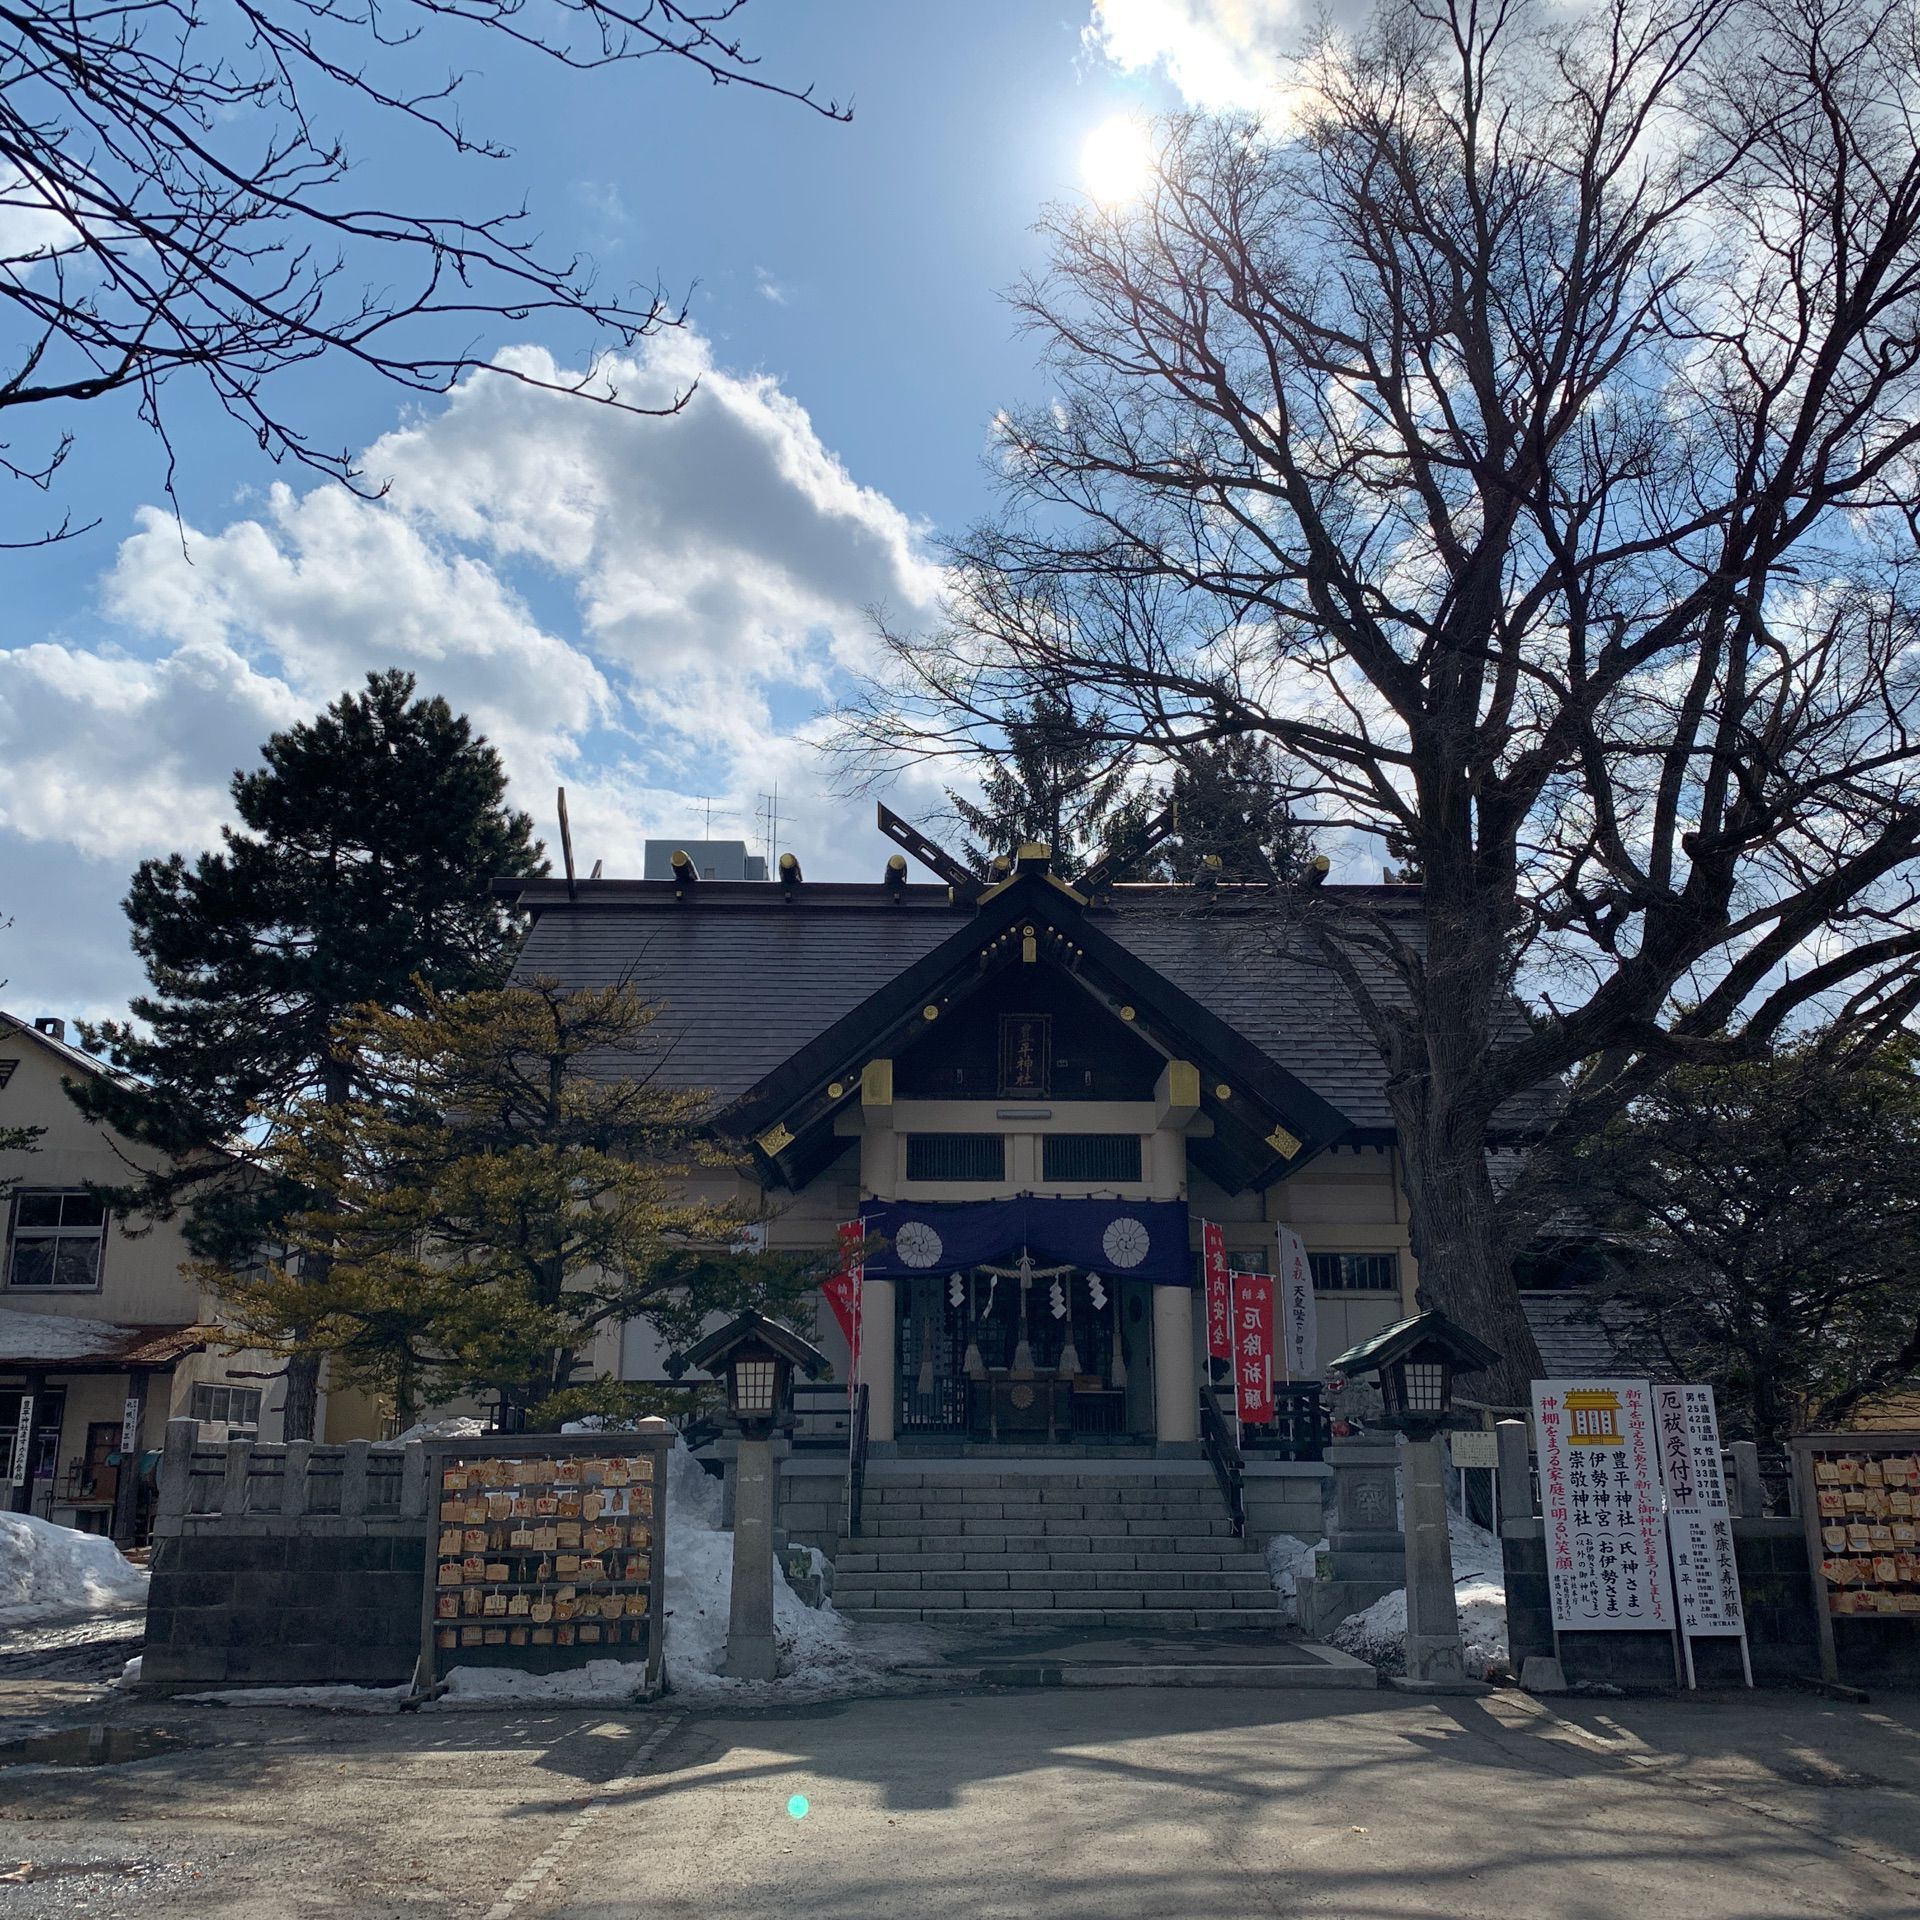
[1791,1431,1920,1684]
[418,1432,670,1696]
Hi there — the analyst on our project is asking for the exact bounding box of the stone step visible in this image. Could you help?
[834,1584,1280,1612]
[835,1546,1262,1573]
[844,1525,1248,1551]
[855,1507,1241,1533]
[837,1605,1286,1631]
[837,1566,1274,1595]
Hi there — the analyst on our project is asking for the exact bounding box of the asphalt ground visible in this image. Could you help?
[1,1675,1918,1918]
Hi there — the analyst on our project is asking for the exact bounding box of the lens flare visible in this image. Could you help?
[788,1794,811,1820]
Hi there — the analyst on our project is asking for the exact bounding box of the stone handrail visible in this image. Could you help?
[153,1417,429,1536]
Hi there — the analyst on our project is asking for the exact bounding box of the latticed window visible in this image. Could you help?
[905,1134,1006,1181]
[190,1384,263,1426]
[1309,1252,1400,1293]
[1042,1134,1143,1183]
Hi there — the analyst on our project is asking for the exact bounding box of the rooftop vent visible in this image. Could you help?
[642,839,769,882]
[33,1017,65,1043]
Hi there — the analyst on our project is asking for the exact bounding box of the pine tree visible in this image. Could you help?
[946,689,1147,877]
[218,981,818,1431]
[70,671,542,1437]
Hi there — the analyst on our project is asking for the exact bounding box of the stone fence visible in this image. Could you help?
[143,1420,430,1690]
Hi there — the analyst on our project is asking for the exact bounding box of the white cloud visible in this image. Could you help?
[1084,0,1304,112]
[0,325,950,1023]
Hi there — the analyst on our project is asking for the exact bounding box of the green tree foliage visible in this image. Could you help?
[70,671,541,1436]
[946,689,1152,877]
[1157,736,1317,884]
[217,981,818,1431]
[1574,1033,1920,1450]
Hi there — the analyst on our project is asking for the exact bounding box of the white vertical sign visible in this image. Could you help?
[1655,1384,1748,1653]
[1276,1226,1316,1381]
[1532,1379,1675,1631]
[121,1395,143,1456]
[8,1393,34,1488]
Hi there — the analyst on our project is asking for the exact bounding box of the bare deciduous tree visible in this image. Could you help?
[840,0,1920,1398]
[0,0,845,540]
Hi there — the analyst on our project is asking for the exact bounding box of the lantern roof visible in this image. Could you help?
[1327,1308,1501,1379]
[676,1309,832,1381]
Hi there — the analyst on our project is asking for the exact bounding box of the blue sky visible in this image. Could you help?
[0,1,1300,1024]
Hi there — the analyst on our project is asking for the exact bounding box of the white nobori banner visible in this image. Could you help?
[1277,1226,1316,1381]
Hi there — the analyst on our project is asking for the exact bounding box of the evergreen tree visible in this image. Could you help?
[1157,736,1317,884]
[218,980,817,1431]
[71,671,542,1437]
[1565,1030,1920,1450]
[946,689,1148,877]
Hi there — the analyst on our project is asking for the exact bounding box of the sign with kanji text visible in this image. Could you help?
[8,1394,33,1488]
[1202,1221,1231,1363]
[1532,1379,1674,1632]
[1277,1226,1316,1380]
[1450,1430,1498,1470]
[1656,1384,1744,1639]
[1231,1272,1275,1424]
[821,1221,865,1402]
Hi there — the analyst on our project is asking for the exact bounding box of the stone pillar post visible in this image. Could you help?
[858,1277,896,1444]
[1400,1431,1469,1690]
[1152,1284,1197,1447]
[724,1432,779,1681]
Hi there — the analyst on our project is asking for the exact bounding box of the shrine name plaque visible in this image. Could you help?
[418,1432,669,1695]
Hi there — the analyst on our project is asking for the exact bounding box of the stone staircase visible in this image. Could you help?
[831,1461,1285,1631]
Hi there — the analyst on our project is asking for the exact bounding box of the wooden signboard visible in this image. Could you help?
[1791,1430,1920,1684]
[419,1433,670,1697]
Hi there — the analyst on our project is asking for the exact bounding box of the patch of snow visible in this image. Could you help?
[0,1513,148,1626]
[657,1438,931,1700]
[1265,1534,1327,1628]
[0,1305,128,1363]
[116,1654,143,1687]
[181,1683,408,1711]
[1330,1514,1508,1679]
[441,1659,649,1704]
[388,1415,487,1444]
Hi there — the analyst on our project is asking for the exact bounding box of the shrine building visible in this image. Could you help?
[500,819,1423,1483]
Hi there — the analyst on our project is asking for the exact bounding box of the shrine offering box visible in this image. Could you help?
[418,1431,670,1696]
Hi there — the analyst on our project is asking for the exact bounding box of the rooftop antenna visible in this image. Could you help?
[757,785,782,874]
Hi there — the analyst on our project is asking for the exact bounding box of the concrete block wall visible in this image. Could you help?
[1243,1460,1330,1546]
[144,1530,426,1687]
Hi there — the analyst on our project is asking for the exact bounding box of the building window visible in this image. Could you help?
[190,1384,263,1427]
[6,1191,107,1290]
[1042,1134,1143,1184]
[1310,1252,1401,1293]
[905,1133,1006,1182]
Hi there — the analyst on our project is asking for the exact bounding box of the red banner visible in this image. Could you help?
[1232,1271,1275,1424]
[821,1220,865,1400]
[1202,1221,1232,1362]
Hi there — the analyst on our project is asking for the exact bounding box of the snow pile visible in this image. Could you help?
[443,1659,648,1704]
[1265,1534,1327,1627]
[1330,1514,1508,1679]
[184,1682,409,1710]
[389,1415,488,1443]
[0,1512,148,1625]
[660,1440,871,1697]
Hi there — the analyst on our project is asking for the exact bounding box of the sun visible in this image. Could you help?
[1079,114,1156,206]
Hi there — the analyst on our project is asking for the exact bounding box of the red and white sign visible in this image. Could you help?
[821,1220,865,1401]
[1202,1221,1232,1363]
[1277,1227,1316,1381]
[1532,1379,1674,1632]
[1231,1272,1275,1424]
